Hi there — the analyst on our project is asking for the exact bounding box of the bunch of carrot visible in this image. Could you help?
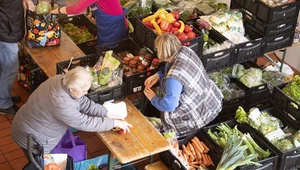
[180,136,214,169]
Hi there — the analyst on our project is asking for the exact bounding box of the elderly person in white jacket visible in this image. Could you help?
[11,67,132,158]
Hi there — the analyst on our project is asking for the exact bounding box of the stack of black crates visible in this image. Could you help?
[231,0,299,53]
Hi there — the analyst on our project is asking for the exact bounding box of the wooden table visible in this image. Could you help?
[96,98,171,170]
[22,31,85,78]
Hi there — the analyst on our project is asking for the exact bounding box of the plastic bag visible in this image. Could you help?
[74,154,108,170]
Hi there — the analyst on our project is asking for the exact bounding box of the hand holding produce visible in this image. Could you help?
[36,1,52,14]
[113,120,133,134]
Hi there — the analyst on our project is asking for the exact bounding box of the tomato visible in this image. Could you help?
[184,25,193,33]
[118,129,125,134]
[171,27,179,34]
[144,22,154,29]
[172,21,180,28]
[177,32,189,41]
[170,11,180,20]
[187,31,196,39]
[160,20,169,31]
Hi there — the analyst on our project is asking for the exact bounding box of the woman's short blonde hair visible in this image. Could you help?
[154,33,182,61]
[63,66,92,91]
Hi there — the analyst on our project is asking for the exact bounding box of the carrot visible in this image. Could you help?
[192,164,200,169]
[195,150,202,161]
[182,145,191,156]
[187,142,196,156]
[183,152,188,162]
[191,138,204,153]
[201,153,207,166]
[189,153,195,161]
[193,137,205,152]
[200,141,210,153]
[207,154,214,166]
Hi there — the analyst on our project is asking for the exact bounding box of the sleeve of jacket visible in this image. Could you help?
[78,96,108,117]
[53,100,114,132]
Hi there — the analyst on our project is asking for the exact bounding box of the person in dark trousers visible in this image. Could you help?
[50,0,128,45]
[144,33,224,138]
[0,0,35,115]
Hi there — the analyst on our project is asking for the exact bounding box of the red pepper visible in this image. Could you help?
[170,11,180,20]
[166,24,173,32]
[160,20,169,31]
[171,27,179,34]
[144,21,155,29]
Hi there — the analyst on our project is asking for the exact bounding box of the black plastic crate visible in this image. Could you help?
[243,106,300,170]
[218,79,250,119]
[234,22,265,64]
[271,84,288,112]
[244,12,298,37]
[159,130,220,170]
[134,15,204,56]
[202,119,279,170]
[233,61,272,108]
[201,29,236,73]
[264,31,294,54]
[95,38,158,95]
[231,0,300,25]
[58,14,97,55]
[56,54,126,103]
[272,83,300,122]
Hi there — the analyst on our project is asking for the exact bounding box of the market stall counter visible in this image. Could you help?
[21,31,85,78]
[96,98,171,170]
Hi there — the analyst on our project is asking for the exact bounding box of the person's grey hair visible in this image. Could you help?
[62,66,92,91]
[154,33,182,61]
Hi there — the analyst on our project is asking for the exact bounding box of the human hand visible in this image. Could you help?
[144,74,159,89]
[23,0,35,11]
[114,120,132,134]
[144,88,156,101]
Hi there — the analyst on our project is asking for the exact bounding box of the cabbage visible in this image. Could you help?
[36,1,51,15]
[274,139,295,152]
[293,130,300,147]
[239,68,263,88]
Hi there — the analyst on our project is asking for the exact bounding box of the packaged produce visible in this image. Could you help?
[98,51,121,86]
[36,1,52,15]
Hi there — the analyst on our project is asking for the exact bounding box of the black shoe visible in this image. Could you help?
[0,104,19,116]
[12,96,21,103]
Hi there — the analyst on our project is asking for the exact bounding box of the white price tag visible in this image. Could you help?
[265,128,286,141]
[248,108,261,122]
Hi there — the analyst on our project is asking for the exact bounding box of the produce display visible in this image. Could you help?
[209,72,246,101]
[153,0,228,20]
[216,134,261,170]
[142,9,198,45]
[260,0,296,7]
[207,123,270,162]
[235,107,300,152]
[88,51,122,91]
[282,75,300,105]
[197,10,250,44]
[166,133,214,169]
[221,64,264,88]
[62,23,95,44]
[117,48,160,76]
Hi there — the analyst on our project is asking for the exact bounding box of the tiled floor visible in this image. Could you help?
[0,54,299,170]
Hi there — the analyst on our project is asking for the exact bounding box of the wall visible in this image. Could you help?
[279,14,300,71]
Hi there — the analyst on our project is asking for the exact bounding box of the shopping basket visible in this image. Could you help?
[23,133,74,170]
